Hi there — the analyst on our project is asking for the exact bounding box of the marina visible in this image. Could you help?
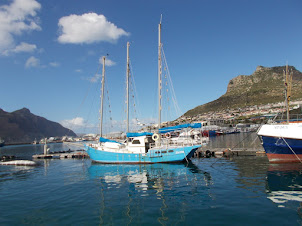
[1,1,302,225]
[0,139,301,225]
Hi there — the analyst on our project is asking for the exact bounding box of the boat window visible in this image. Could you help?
[162,151,167,153]
[132,140,141,144]
[155,151,160,154]
[168,150,174,153]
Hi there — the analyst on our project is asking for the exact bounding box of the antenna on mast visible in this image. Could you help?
[160,14,162,24]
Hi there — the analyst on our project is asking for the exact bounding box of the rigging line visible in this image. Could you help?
[161,46,181,115]
[129,60,142,120]
[76,70,101,134]
[161,46,182,116]
[86,82,101,134]
[281,137,302,164]
[66,63,102,135]
[105,87,113,132]
[120,67,127,132]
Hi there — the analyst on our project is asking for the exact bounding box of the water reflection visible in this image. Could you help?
[0,165,37,184]
[88,162,212,193]
[88,161,212,225]
[266,163,302,216]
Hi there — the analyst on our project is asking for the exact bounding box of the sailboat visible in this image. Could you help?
[257,65,302,163]
[84,20,201,164]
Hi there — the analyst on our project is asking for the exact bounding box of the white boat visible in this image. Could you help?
[0,160,38,166]
[85,19,202,163]
[32,139,39,145]
[257,65,302,163]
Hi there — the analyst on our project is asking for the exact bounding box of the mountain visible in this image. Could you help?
[0,108,76,143]
[184,65,302,117]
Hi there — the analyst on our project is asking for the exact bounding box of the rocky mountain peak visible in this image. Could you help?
[184,65,302,117]
[256,65,265,72]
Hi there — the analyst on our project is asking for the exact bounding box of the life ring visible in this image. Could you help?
[165,133,171,138]
[152,133,159,141]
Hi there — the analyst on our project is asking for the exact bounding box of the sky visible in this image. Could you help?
[0,0,302,134]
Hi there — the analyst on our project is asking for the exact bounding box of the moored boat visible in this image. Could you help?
[32,139,39,145]
[257,65,302,163]
[86,133,200,164]
[85,19,202,164]
[258,123,302,163]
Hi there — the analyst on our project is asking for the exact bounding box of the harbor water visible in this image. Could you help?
[0,134,302,225]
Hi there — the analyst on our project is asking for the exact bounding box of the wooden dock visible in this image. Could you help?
[32,151,89,159]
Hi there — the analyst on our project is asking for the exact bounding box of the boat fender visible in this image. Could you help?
[165,133,171,138]
[205,150,211,158]
[152,134,159,141]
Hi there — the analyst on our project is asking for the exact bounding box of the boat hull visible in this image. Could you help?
[257,123,302,163]
[260,136,302,163]
[85,145,200,164]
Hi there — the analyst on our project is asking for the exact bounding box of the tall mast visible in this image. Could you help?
[284,64,293,124]
[126,42,130,134]
[158,17,162,139]
[100,56,106,137]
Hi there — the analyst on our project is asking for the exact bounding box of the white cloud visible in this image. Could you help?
[75,69,82,73]
[99,57,116,66]
[25,56,39,68]
[89,73,101,83]
[61,117,96,132]
[49,62,60,67]
[0,0,41,55]
[57,13,129,44]
[13,42,37,52]
[61,117,86,128]
[3,42,37,55]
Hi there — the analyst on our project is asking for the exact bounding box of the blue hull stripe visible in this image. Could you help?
[261,136,302,155]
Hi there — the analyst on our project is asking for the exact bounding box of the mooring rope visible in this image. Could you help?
[210,132,257,167]
[183,147,189,164]
[281,137,302,164]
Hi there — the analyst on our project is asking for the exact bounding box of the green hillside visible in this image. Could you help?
[184,66,302,117]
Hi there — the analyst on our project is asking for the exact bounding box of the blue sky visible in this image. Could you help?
[1,0,302,134]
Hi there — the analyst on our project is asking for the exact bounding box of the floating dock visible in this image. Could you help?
[193,147,266,158]
[32,151,89,159]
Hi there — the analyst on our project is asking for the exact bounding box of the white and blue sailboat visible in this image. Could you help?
[85,21,202,164]
[257,65,302,163]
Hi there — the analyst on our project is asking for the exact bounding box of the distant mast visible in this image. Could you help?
[284,64,293,124]
[100,56,106,137]
[126,42,130,134]
[158,16,162,142]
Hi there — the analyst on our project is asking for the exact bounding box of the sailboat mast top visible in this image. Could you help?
[100,56,106,137]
